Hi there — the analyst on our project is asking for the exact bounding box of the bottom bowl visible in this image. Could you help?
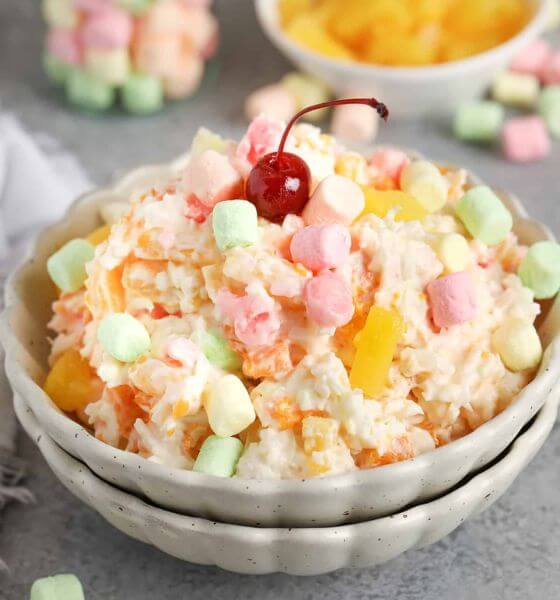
[14,388,560,576]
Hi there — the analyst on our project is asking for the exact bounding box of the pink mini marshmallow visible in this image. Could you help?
[510,39,551,77]
[303,271,354,328]
[81,7,133,49]
[245,84,297,123]
[181,150,243,208]
[290,224,351,272]
[426,272,477,329]
[502,116,551,163]
[235,115,285,176]
[302,175,365,226]
[369,148,410,181]
[541,52,560,85]
[47,28,82,64]
[166,337,201,368]
[331,103,379,143]
[74,0,113,12]
[217,290,280,347]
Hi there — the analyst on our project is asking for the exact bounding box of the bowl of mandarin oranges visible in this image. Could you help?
[256,0,549,117]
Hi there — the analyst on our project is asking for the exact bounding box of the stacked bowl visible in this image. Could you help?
[2,155,560,575]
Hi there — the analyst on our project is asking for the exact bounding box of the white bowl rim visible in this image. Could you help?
[255,0,549,81]
[1,154,560,499]
[14,388,560,534]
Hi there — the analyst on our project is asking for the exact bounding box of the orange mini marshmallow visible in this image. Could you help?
[181,6,219,55]
[143,0,191,35]
[163,55,204,99]
[302,174,365,225]
[331,103,379,143]
[134,31,187,78]
[182,150,243,208]
[245,84,297,122]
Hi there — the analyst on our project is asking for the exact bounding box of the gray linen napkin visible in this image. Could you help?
[0,114,92,533]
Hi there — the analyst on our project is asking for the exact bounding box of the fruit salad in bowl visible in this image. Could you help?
[3,99,559,526]
[42,98,559,476]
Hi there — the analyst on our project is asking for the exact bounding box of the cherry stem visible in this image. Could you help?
[276,97,389,161]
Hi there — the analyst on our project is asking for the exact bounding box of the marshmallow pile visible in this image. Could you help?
[42,0,218,114]
[454,35,560,162]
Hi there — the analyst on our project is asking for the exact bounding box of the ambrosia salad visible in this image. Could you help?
[44,100,559,480]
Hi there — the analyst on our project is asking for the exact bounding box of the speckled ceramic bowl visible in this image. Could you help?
[1,155,560,528]
[14,390,560,575]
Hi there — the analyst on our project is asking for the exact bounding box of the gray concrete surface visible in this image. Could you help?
[1,1,560,598]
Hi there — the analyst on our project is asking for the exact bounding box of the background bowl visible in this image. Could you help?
[1,155,560,528]
[14,390,560,576]
[255,0,548,118]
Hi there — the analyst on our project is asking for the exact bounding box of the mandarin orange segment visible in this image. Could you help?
[44,349,103,413]
[349,307,404,398]
[361,188,427,222]
[86,224,111,246]
[284,15,353,61]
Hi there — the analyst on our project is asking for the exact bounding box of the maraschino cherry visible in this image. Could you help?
[245,97,389,223]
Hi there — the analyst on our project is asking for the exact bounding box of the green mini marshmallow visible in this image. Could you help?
[197,328,242,371]
[31,574,85,600]
[118,0,153,15]
[456,186,513,246]
[66,68,115,112]
[538,86,560,139]
[518,241,560,300]
[193,435,244,477]
[47,239,95,293]
[282,72,331,122]
[43,52,73,85]
[190,127,229,158]
[121,73,164,115]
[212,200,258,252]
[453,101,504,143]
[98,313,151,362]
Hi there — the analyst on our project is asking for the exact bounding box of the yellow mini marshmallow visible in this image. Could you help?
[42,0,78,28]
[400,160,448,213]
[204,374,256,437]
[85,48,130,86]
[433,233,472,273]
[491,71,540,108]
[492,318,543,372]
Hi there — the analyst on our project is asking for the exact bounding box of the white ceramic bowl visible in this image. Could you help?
[1,156,560,528]
[14,390,560,576]
[255,0,548,118]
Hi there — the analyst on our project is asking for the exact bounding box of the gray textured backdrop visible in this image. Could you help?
[1,1,559,598]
